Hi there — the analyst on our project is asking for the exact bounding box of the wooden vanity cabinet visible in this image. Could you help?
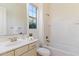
[21,42,37,56]
[15,45,28,56]
[22,48,37,56]
[1,51,14,56]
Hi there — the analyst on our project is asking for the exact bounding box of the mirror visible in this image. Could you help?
[0,3,27,35]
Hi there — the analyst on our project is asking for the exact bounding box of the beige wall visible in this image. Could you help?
[43,3,51,44]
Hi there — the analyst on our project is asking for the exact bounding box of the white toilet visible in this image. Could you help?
[37,40,52,56]
[37,47,51,56]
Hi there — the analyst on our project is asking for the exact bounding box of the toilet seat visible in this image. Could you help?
[37,48,51,56]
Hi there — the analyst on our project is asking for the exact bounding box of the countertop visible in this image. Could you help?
[0,38,38,55]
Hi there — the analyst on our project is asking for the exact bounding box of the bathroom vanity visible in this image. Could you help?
[0,39,38,56]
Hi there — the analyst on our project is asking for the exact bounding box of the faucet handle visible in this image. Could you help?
[13,37,17,41]
[8,38,14,42]
[8,37,17,42]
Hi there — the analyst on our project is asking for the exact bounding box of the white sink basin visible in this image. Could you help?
[0,40,27,47]
[6,41,23,46]
[0,38,37,50]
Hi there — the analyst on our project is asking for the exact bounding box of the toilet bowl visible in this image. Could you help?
[37,47,51,56]
[37,40,52,56]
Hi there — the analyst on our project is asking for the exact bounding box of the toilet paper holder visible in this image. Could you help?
[46,36,50,42]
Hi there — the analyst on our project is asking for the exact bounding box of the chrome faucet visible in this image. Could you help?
[9,37,17,42]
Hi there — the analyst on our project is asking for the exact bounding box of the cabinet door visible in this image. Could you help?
[28,42,36,50]
[15,45,28,56]
[22,48,37,56]
[1,51,14,56]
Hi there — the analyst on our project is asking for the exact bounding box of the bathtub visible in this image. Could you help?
[43,45,76,56]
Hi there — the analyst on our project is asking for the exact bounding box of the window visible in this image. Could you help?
[28,4,37,29]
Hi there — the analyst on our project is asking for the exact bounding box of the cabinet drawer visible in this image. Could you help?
[15,45,28,56]
[1,51,14,56]
[22,48,37,56]
[29,42,36,50]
